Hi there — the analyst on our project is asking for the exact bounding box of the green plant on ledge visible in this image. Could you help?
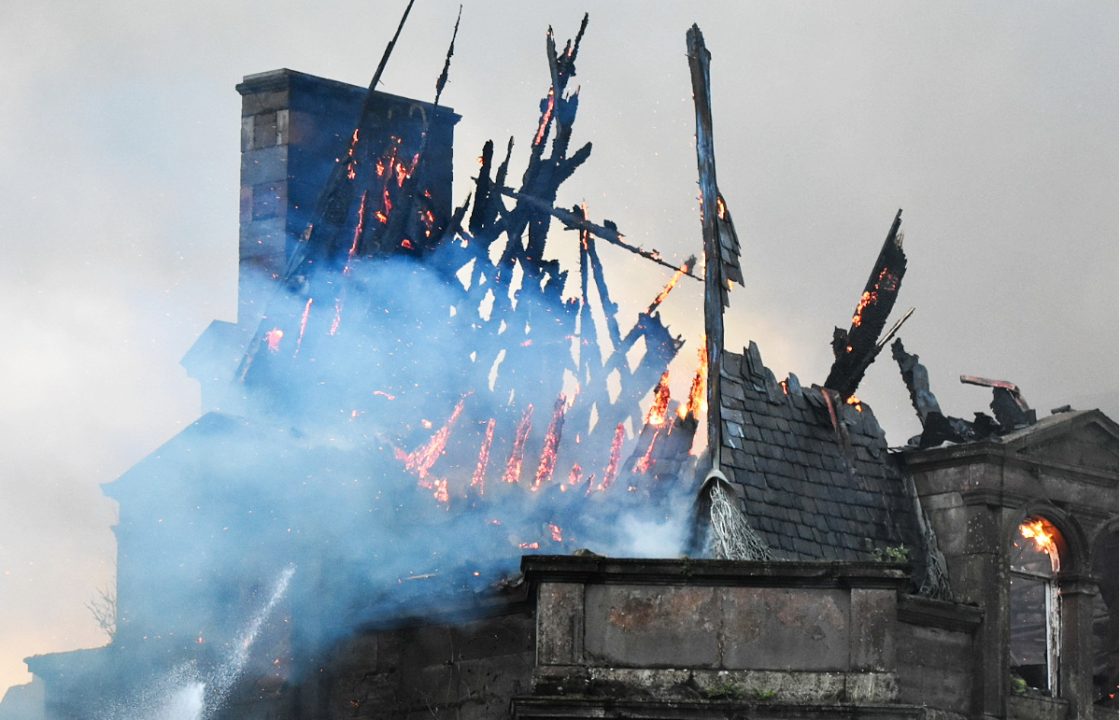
[704,678,746,700]
[869,543,910,563]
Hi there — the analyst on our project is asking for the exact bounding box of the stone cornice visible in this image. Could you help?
[521,556,910,590]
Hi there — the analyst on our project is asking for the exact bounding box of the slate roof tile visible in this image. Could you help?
[707,347,921,564]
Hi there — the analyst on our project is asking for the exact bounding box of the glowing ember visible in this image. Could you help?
[265,328,284,352]
[852,291,876,328]
[372,390,397,401]
[471,418,496,495]
[431,478,449,506]
[548,523,563,543]
[633,427,660,475]
[532,395,567,491]
[347,191,369,263]
[503,404,535,484]
[518,542,540,550]
[651,261,690,308]
[846,395,863,413]
[534,87,556,146]
[401,239,414,250]
[716,194,728,220]
[330,298,343,336]
[395,396,468,480]
[779,379,789,396]
[294,298,313,355]
[1019,518,1058,557]
[851,267,899,328]
[599,422,625,491]
[645,372,671,426]
[567,463,583,487]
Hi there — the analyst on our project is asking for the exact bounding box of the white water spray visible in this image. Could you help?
[102,565,295,720]
[202,564,296,717]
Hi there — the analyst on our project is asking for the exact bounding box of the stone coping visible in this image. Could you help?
[895,593,983,633]
[235,67,460,119]
[521,555,910,589]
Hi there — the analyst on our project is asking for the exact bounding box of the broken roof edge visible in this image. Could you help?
[897,408,1118,478]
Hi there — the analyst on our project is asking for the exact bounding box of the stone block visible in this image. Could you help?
[584,585,720,667]
[241,145,288,186]
[536,582,583,665]
[721,586,849,671]
[241,89,290,117]
[850,588,896,671]
[845,671,899,703]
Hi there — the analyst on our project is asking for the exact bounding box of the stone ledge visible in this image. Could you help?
[531,667,900,706]
[512,695,927,720]
[896,594,983,633]
[522,556,910,590]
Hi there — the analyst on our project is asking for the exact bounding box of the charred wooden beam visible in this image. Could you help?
[687,24,743,471]
[433,5,462,107]
[824,209,907,399]
[493,186,701,280]
[960,374,1037,428]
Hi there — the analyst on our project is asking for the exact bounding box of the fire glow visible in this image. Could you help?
[645,372,671,426]
[1019,518,1058,558]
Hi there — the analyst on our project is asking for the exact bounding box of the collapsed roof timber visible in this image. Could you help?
[11,7,1116,720]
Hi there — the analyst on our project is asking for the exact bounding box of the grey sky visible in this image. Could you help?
[1,0,1115,695]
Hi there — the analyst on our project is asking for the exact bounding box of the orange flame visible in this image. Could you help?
[265,328,284,352]
[680,342,707,423]
[471,418,496,495]
[599,422,625,491]
[395,396,467,480]
[645,372,671,426]
[532,395,567,491]
[851,267,898,328]
[846,395,863,413]
[651,262,689,308]
[716,195,728,220]
[503,404,535,484]
[1019,518,1058,557]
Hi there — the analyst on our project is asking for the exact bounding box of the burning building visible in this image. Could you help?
[8,10,1116,720]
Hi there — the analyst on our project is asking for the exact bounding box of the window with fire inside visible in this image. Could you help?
[1009,516,1119,706]
[1009,516,1062,697]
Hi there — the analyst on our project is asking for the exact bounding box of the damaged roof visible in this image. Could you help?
[716,341,921,561]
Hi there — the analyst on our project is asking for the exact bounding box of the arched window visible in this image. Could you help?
[1009,516,1062,696]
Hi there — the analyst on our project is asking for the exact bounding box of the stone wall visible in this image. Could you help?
[515,556,981,719]
[259,605,535,720]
